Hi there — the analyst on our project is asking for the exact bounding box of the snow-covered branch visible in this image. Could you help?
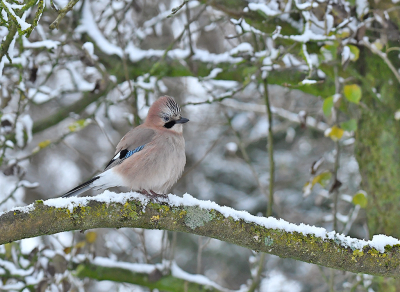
[72,256,231,292]
[1,192,399,278]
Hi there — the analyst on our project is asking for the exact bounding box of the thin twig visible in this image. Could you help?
[221,99,329,132]
[332,141,340,232]
[185,4,194,57]
[167,1,188,18]
[49,0,80,30]
[95,117,115,148]
[182,85,246,107]
[225,112,268,200]
[0,184,20,207]
[362,38,400,84]
[247,77,275,292]
[247,253,266,292]
[263,78,274,217]
[342,205,360,235]
[329,65,341,292]
[196,237,211,274]
[179,134,223,180]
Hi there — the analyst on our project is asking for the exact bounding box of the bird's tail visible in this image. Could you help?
[62,176,100,198]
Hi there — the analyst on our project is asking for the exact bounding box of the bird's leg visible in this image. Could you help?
[139,189,166,202]
[140,189,150,196]
[150,190,168,199]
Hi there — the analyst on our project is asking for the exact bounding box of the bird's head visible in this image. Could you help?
[146,96,189,132]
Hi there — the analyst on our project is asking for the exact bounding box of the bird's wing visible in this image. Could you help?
[104,127,156,171]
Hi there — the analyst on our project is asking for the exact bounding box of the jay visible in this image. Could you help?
[62,95,189,198]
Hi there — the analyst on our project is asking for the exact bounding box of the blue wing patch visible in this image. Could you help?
[105,144,146,170]
[124,145,145,159]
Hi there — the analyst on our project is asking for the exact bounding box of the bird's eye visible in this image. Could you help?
[163,116,169,122]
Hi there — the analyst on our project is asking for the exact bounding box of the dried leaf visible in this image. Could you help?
[329,179,342,193]
[311,157,325,175]
[324,125,344,141]
[75,241,86,249]
[303,171,332,197]
[85,231,97,244]
[312,171,332,188]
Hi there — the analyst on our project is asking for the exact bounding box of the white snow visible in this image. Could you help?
[225,142,238,153]
[356,0,369,17]
[65,61,96,91]
[202,68,223,80]
[230,42,254,55]
[83,257,231,291]
[76,0,123,57]
[301,79,317,84]
[125,43,242,64]
[5,140,14,148]
[18,180,39,188]
[0,258,34,276]
[4,191,400,253]
[0,31,17,79]
[82,42,98,60]
[342,45,351,64]
[248,3,280,16]
[302,43,312,70]
[15,115,33,148]
[41,190,149,213]
[239,19,264,35]
[2,1,31,31]
[294,0,319,10]
[22,37,60,49]
[91,256,162,274]
[260,270,302,292]
[171,262,230,292]
[333,93,341,103]
[284,28,335,43]
[395,110,400,120]
[28,86,61,104]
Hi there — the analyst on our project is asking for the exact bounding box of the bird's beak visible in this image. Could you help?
[176,117,189,124]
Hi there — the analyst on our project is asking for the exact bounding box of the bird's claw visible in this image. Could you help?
[140,190,167,202]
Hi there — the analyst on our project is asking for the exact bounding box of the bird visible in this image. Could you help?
[62,95,189,198]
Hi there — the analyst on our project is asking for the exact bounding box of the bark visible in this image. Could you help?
[1,194,399,278]
[73,260,225,292]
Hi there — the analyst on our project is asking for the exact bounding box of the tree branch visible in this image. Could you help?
[49,0,81,30]
[32,84,113,134]
[1,192,400,277]
[73,257,230,292]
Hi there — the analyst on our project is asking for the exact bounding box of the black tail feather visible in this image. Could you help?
[62,176,100,198]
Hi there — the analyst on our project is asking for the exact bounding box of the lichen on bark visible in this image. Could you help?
[1,194,400,277]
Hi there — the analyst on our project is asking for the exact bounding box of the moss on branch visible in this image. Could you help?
[73,261,223,292]
[32,83,113,134]
[1,194,400,278]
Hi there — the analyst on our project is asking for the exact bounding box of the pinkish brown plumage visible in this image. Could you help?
[62,96,189,198]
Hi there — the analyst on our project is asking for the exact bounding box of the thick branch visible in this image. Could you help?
[1,192,400,277]
[73,257,228,292]
[32,84,113,134]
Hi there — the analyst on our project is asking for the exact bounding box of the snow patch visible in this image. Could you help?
[4,191,400,253]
